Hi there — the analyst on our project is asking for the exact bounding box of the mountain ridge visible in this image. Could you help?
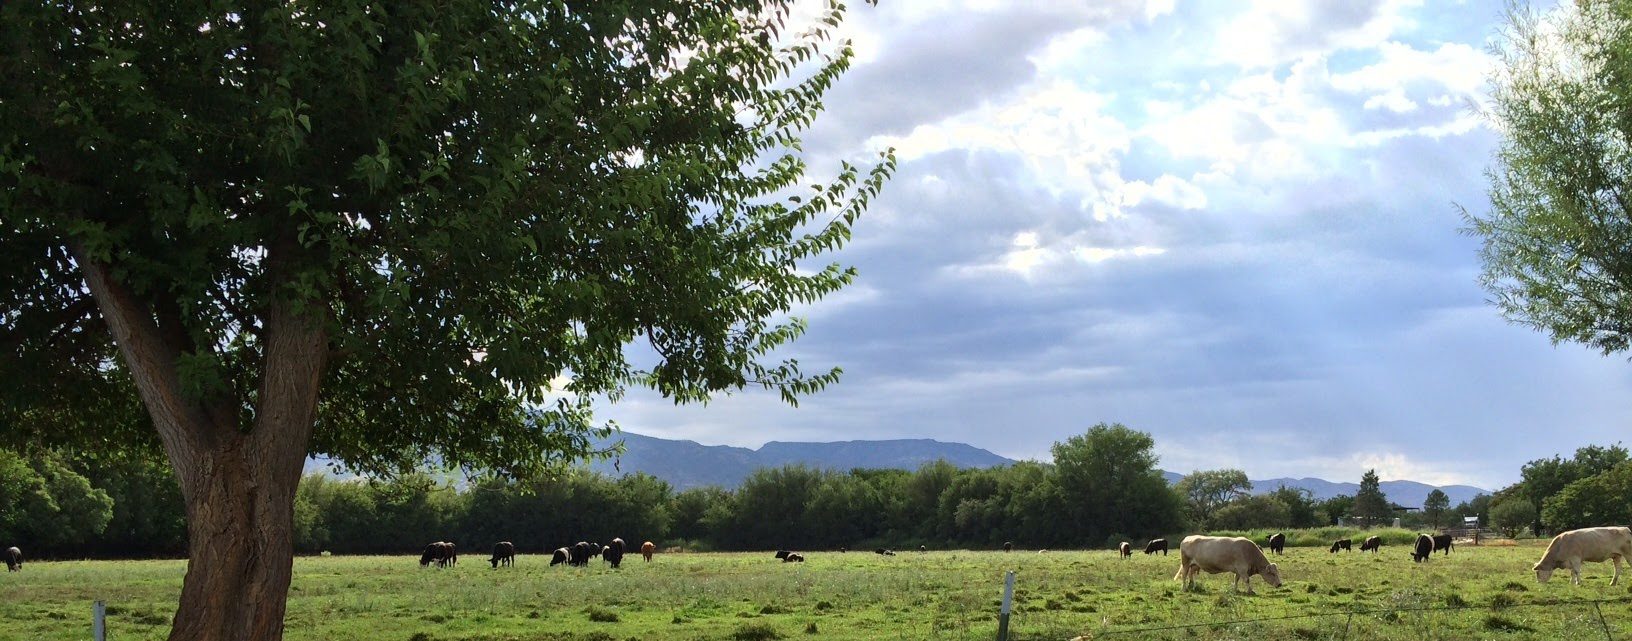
[588,432,1490,505]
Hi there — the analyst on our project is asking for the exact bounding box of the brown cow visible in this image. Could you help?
[641,541,656,562]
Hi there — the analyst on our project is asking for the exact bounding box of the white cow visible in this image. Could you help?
[1173,535,1282,594]
[1533,526,1632,585]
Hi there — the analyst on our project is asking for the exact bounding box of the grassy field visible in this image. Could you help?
[3,541,1632,641]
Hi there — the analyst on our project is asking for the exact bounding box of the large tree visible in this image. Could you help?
[1466,1,1632,352]
[1541,462,1632,531]
[1051,423,1185,541]
[1352,469,1392,527]
[1423,488,1450,529]
[1174,468,1251,529]
[0,2,891,640]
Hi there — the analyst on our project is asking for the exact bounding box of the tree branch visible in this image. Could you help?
[71,243,216,484]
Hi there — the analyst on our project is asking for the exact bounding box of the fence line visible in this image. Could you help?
[1093,595,1632,639]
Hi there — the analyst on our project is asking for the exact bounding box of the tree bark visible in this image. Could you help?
[75,245,326,641]
[168,436,305,641]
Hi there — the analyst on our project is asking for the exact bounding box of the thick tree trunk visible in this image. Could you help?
[76,245,327,641]
[168,437,304,641]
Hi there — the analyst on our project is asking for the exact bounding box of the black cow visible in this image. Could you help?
[1411,534,1433,563]
[5,547,20,572]
[1432,534,1453,555]
[489,541,516,568]
[1359,536,1382,553]
[1003,541,1013,552]
[1267,533,1286,555]
[775,549,791,560]
[1119,542,1131,559]
[420,541,456,568]
[784,553,805,563]
[1329,538,1351,553]
[603,538,626,568]
[569,541,595,566]
[874,548,895,556]
[550,547,569,566]
[1144,539,1168,555]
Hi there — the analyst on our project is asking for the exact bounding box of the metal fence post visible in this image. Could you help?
[1342,611,1354,641]
[996,570,1015,641]
[93,600,106,641]
[1595,601,1613,641]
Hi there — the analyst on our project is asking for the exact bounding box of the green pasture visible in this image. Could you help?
[3,542,1631,641]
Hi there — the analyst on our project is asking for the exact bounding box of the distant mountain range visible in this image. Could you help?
[589,432,1490,505]
[585,431,1013,489]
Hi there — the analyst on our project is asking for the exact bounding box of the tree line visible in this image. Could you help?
[9,423,1615,558]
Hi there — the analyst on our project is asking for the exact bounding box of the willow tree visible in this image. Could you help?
[1467,1,1632,353]
[0,1,892,639]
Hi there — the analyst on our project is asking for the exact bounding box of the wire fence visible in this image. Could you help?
[1090,595,1632,640]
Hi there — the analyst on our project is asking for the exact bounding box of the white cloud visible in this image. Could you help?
[1213,0,1423,69]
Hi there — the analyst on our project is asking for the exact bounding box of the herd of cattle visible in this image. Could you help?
[1089,525,1632,593]
[395,524,1632,593]
[417,538,660,570]
[7,525,1628,595]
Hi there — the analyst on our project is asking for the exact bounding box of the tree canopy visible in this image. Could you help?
[0,2,891,639]
[1466,0,1632,353]
[1175,468,1251,529]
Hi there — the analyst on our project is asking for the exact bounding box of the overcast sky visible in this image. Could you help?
[600,0,1631,491]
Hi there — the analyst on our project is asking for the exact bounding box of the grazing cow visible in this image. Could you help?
[587,542,602,560]
[839,547,847,553]
[5,547,19,572]
[784,553,805,563]
[603,538,626,568]
[874,548,895,556]
[641,541,656,562]
[775,549,791,560]
[489,541,516,568]
[420,541,456,568]
[1533,526,1632,586]
[1329,539,1351,553]
[1173,535,1282,594]
[1359,536,1382,553]
[1119,542,1132,559]
[919,545,927,553]
[1432,534,1453,555]
[1267,533,1286,555]
[569,541,595,566]
[1144,539,1168,556]
[550,547,569,566]
[1003,541,1013,552]
[1411,534,1434,563]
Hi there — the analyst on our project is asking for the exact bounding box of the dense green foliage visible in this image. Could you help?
[1491,499,1538,539]
[1174,468,1251,528]
[7,545,1631,641]
[1468,0,1632,355]
[1540,461,1632,531]
[7,425,1540,558]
